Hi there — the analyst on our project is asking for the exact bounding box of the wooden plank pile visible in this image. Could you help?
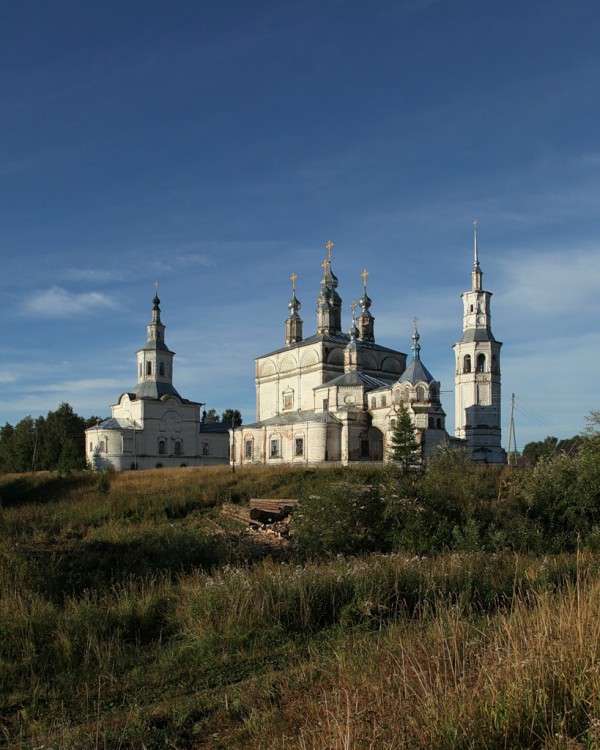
[221,498,300,539]
[248,498,299,524]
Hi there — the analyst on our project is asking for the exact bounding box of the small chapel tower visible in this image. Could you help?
[134,284,180,398]
[453,222,504,463]
[344,300,362,371]
[285,273,303,345]
[316,241,343,335]
[357,269,375,342]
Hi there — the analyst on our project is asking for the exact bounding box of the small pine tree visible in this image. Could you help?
[388,403,419,468]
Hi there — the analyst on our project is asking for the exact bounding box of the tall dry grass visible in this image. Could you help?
[266,573,600,750]
[2,552,598,749]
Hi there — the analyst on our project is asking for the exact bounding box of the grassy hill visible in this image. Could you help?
[0,465,599,748]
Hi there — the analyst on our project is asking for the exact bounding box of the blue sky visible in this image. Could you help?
[2,0,600,448]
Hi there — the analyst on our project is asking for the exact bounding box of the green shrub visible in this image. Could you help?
[294,481,389,556]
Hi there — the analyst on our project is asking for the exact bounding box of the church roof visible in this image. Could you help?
[259,332,405,359]
[92,417,136,431]
[200,422,230,433]
[398,358,435,385]
[138,340,172,353]
[242,409,342,429]
[313,370,387,391]
[131,381,182,399]
[460,327,497,343]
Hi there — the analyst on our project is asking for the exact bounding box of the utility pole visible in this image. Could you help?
[231,416,235,474]
[507,393,518,466]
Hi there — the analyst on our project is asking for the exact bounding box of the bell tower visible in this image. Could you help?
[133,283,180,398]
[453,222,505,463]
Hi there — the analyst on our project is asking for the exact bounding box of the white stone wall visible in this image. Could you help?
[85,392,229,471]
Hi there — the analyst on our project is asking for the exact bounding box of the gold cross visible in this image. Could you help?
[325,240,334,261]
[154,281,158,290]
[290,272,297,292]
[413,316,418,332]
[361,268,369,289]
[321,259,329,273]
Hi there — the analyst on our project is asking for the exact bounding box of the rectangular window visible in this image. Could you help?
[202,441,209,456]
[245,440,252,459]
[323,399,328,411]
[283,393,293,410]
[295,437,304,456]
[270,439,280,458]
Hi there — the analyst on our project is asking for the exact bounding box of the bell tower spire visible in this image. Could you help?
[472,219,483,291]
[453,223,504,463]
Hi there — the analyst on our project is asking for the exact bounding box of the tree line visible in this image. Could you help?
[0,403,102,474]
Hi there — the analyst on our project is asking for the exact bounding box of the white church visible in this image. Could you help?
[85,287,229,470]
[231,225,505,467]
[86,224,505,471]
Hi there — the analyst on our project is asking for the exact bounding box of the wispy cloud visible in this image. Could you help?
[64,269,119,283]
[499,249,600,317]
[21,287,120,318]
[18,377,124,394]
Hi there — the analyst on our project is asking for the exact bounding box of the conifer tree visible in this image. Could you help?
[388,402,419,468]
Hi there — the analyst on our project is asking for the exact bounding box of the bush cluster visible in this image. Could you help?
[294,438,600,556]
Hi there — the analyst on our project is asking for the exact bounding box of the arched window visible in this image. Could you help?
[492,355,497,372]
[394,390,401,405]
[390,418,396,429]
[416,386,425,402]
[159,362,165,377]
[158,439,166,455]
[463,355,472,373]
[430,385,438,401]
[202,441,209,456]
[402,389,409,402]
[146,361,152,376]
[381,396,386,408]
[89,442,93,452]
[98,440,106,453]
[174,440,182,456]
[139,363,142,377]
[476,353,486,373]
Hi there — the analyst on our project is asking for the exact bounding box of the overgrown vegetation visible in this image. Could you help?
[1,442,600,748]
